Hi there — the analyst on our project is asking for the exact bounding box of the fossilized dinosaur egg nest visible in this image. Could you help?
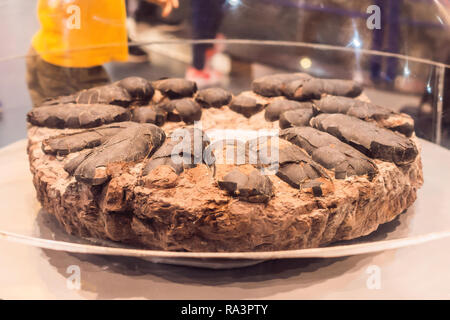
[27,74,423,252]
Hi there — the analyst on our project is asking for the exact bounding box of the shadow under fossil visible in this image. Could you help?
[30,207,415,299]
[38,241,380,299]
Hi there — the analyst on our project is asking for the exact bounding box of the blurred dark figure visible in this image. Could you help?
[418,58,450,133]
[370,0,402,84]
[134,0,183,26]
[126,0,152,62]
[126,0,180,62]
[133,0,159,24]
[186,0,226,87]
[400,55,450,145]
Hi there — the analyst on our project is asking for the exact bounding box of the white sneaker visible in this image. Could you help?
[185,67,223,89]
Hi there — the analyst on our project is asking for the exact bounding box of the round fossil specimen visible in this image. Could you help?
[264,99,312,122]
[143,127,211,175]
[75,86,132,106]
[153,78,197,99]
[115,76,154,104]
[314,95,414,137]
[280,126,378,179]
[283,78,363,100]
[40,76,153,107]
[278,108,314,129]
[132,106,167,126]
[143,138,185,175]
[171,99,203,124]
[311,113,418,165]
[42,125,125,156]
[252,73,312,97]
[247,136,331,196]
[314,95,379,115]
[195,88,232,108]
[27,104,131,129]
[158,98,202,124]
[218,169,273,203]
[229,94,265,118]
[59,122,165,185]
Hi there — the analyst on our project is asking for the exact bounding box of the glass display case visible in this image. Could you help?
[0,0,449,299]
[0,0,448,147]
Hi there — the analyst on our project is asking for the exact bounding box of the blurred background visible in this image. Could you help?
[0,0,448,148]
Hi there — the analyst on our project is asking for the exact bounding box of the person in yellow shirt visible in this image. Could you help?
[26,0,178,107]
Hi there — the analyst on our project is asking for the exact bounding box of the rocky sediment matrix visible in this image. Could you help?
[27,74,423,252]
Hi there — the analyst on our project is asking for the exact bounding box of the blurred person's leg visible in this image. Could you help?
[26,48,46,107]
[26,47,110,107]
[126,0,150,62]
[187,0,225,86]
[134,0,159,25]
[443,55,450,125]
[127,36,150,63]
[385,0,401,82]
[191,0,224,70]
[133,0,182,27]
[370,0,386,82]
